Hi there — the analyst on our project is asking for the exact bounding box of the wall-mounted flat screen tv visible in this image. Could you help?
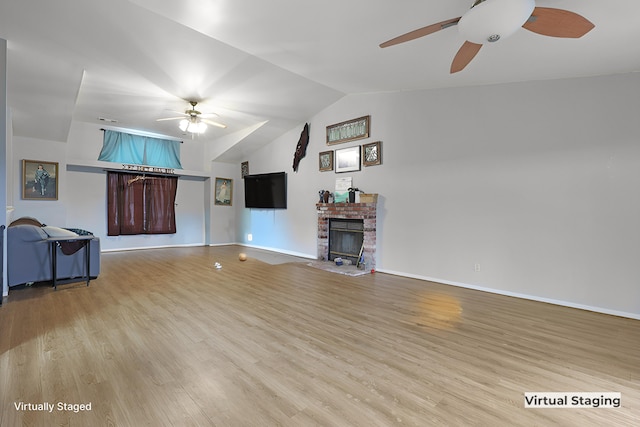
[244,172,287,209]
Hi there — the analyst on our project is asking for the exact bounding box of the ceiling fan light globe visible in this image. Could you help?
[458,0,535,44]
[193,121,207,134]
[178,119,207,134]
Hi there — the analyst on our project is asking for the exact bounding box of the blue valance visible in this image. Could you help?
[98,130,183,169]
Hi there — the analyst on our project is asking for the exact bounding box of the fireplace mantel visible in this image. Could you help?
[316,202,377,270]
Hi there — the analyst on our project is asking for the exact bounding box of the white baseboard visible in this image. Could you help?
[102,242,205,253]
[377,268,640,321]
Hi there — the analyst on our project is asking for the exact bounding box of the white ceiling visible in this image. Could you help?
[1,0,639,163]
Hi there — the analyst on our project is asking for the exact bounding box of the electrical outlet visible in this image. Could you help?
[474,263,481,272]
[247,234,253,242]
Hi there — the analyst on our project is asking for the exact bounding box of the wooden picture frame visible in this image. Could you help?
[22,159,58,200]
[335,146,361,173]
[319,151,334,172]
[214,177,233,206]
[362,141,382,166]
[326,115,370,145]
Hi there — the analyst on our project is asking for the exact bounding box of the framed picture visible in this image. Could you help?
[241,161,249,178]
[326,115,370,145]
[335,146,361,173]
[22,159,58,200]
[319,150,334,172]
[362,141,382,166]
[214,177,233,206]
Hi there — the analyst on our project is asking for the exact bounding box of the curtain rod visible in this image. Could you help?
[102,167,179,178]
[100,126,183,143]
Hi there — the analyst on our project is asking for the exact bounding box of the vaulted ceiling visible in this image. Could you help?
[1,0,639,162]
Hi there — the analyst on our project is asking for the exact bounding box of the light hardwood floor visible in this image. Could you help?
[1,246,638,426]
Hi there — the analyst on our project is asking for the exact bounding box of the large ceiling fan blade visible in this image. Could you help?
[156,116,186,122]
[450,41,482,74]
[202,118,227,129]
[380,17,461,48]
[522,7,595,38]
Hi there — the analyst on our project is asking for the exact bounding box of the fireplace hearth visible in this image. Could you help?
[316,202,377,270]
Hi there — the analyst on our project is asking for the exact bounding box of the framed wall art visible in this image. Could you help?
[335,146,361,173]
[214,177,233,206]
[319,150,334,172]
[326,115,370,145]
[22,159,58,200]
[241,161,249,178]
[362,141,382,166]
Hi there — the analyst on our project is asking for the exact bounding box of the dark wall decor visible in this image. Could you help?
[319,151,334,172]
[362,141,382,166]
[326,115,370,145]
[241,161,249,178]
[293,123,310,172]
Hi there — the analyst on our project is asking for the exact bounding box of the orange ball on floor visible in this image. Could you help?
[239,253,247,261]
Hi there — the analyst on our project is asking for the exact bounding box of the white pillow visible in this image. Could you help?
[42,226,79,238]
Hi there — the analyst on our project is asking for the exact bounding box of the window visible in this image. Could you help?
[107,172,178,236]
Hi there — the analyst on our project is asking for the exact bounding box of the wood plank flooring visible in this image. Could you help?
[1,245,638,426]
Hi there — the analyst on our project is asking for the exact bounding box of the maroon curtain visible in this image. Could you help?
[107,172,177,236]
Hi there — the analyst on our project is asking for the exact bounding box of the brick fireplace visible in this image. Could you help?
[316,202,377,270]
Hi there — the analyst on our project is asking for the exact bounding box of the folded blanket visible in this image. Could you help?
[59,240,88,256]
[64,228,94,236]
[53,228,94,255]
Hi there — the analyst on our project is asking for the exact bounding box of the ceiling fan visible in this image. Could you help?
[379,0,595,73]
[156,101,227,134]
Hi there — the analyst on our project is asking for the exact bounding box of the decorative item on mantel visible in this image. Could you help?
[347,187,362,203]
[319,190,333,203]
[359,193,378,203]
[334,177,352,203]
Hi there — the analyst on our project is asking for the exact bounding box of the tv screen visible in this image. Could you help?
[244,172,287,209]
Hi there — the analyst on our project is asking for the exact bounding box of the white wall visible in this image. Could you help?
[237,72,640,318]
[236,125,319,257]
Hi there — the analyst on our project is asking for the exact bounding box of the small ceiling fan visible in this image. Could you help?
[379,0,595,73]
[157,100,227,134]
